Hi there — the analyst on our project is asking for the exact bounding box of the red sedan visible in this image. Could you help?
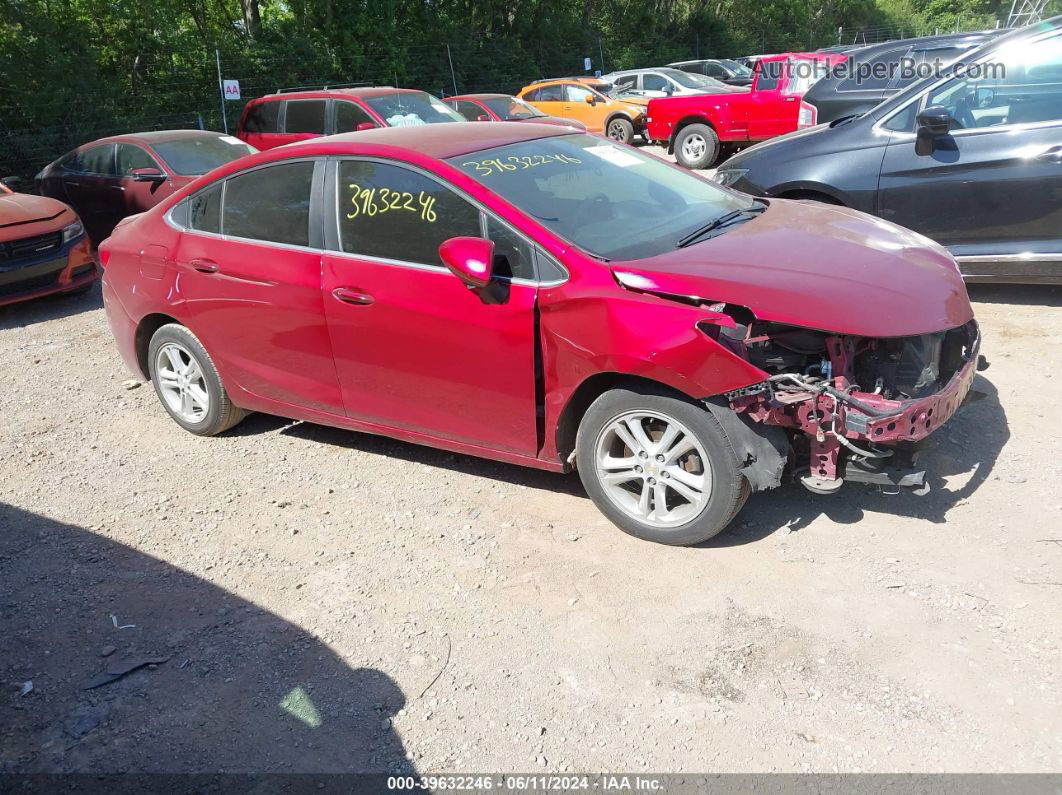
[99,122,980,545]
[443,93,585,130]
[37,130,256,246]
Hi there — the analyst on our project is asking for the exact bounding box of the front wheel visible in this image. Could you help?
[606,117,634,144]
[674,123,720,169]
[576,386,748,545]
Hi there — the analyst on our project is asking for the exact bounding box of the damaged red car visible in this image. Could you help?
[99,123,982,545]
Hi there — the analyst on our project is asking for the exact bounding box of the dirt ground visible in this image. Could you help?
[2,267,1062,774]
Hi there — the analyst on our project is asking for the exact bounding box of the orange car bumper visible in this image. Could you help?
[0,236,97,307]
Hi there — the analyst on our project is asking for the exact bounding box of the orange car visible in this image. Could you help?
[0,179,95,306]
[516,78,646,143]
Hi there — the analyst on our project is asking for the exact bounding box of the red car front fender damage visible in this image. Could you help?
[727,321,982,491]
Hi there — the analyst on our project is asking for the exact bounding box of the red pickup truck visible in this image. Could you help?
[646,53,846,169]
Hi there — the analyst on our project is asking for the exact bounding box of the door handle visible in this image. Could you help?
[64,180,80,188]
[1035,145,1062,161]
[784,97,797,102]
[189,258,219,273]
[110,184,126,191]
[332,287,375,306]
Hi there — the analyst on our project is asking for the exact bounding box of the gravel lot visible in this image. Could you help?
[3,255,1062,772]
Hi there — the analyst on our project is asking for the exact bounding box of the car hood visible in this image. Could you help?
[610,199,973,338]
[521,116,585,130]
[0,192,76,240]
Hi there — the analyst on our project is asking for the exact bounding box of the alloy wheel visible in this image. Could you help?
[155,342,210,423]
[593,410,713,528]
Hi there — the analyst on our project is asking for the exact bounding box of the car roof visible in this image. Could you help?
[284,121,573,159]
[254,87,425,101]
[870,14,1062,119]
[444,93,511,101]
[88,129,228,146]
[836,29,1002,59]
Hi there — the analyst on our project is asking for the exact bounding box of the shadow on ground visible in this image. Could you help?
[0,280,102,331]
[709,374,1009,546]
[226,372,1006,550]
[0,503,415,775]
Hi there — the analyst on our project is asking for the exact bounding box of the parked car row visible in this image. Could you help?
[7,18,1059,548]
[714,17,1062,284]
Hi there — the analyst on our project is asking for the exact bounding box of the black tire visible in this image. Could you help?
[605,116,635,144]
[575,385,749,546]
[147,323,248,436]
[674,123,720,170]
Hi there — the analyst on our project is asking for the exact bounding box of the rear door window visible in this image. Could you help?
[223,161,315,246]
[337,160,480,266]
[755,62,781,91]
[243,101,281,134]
[188,184,222,234]
[284,100,327,134]
[81,145,116,175]
[528,85,563,102]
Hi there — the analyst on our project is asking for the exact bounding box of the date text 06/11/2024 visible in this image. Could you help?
[386,775,665,791]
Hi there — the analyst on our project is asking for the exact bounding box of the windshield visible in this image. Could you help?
[449,134,753,260]
[661,69,714,89]
[151,136,255,176]
[364,92,464,126]
[719,59,753,77]
[483,96,546,120]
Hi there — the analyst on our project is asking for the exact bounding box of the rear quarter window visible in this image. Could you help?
[242,101,281,134]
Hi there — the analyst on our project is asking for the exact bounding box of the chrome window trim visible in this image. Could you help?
[330,156,569,286]
[164,157,320,248]
[955,253,1062,263]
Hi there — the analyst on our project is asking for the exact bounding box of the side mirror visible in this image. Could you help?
[356,121,377,132]
[975,87,995,109]
[439,236,494,288]
[476,114,491,122]
[1,175,23,189]
[131,167,165,182]
[584,93,596,105]
[664,84,674,96]
[915,105,952,155]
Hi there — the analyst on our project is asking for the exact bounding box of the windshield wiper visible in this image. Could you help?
[676,204,766,248]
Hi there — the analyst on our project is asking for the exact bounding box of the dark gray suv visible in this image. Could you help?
[714,16,1062,284]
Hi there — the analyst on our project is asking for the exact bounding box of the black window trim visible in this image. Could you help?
[324,156,567,287]
[164,157,326,253]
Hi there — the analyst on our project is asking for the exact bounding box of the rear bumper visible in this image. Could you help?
[0,236,97,307]
[101,273,143,378]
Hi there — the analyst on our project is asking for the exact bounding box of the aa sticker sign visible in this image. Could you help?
[223,80,241,100]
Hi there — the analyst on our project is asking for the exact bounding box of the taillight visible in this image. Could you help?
[98,243,111,267]
[798,101,816,129]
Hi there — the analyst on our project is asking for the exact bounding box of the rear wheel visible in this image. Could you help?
[674,123,720,170]
[147,323,247,436]
[576,386,748,545]
[606,116,635,144]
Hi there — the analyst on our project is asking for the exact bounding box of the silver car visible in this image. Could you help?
[599,67,748,98]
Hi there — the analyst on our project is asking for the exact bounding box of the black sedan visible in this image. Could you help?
[713,16,1062,284]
